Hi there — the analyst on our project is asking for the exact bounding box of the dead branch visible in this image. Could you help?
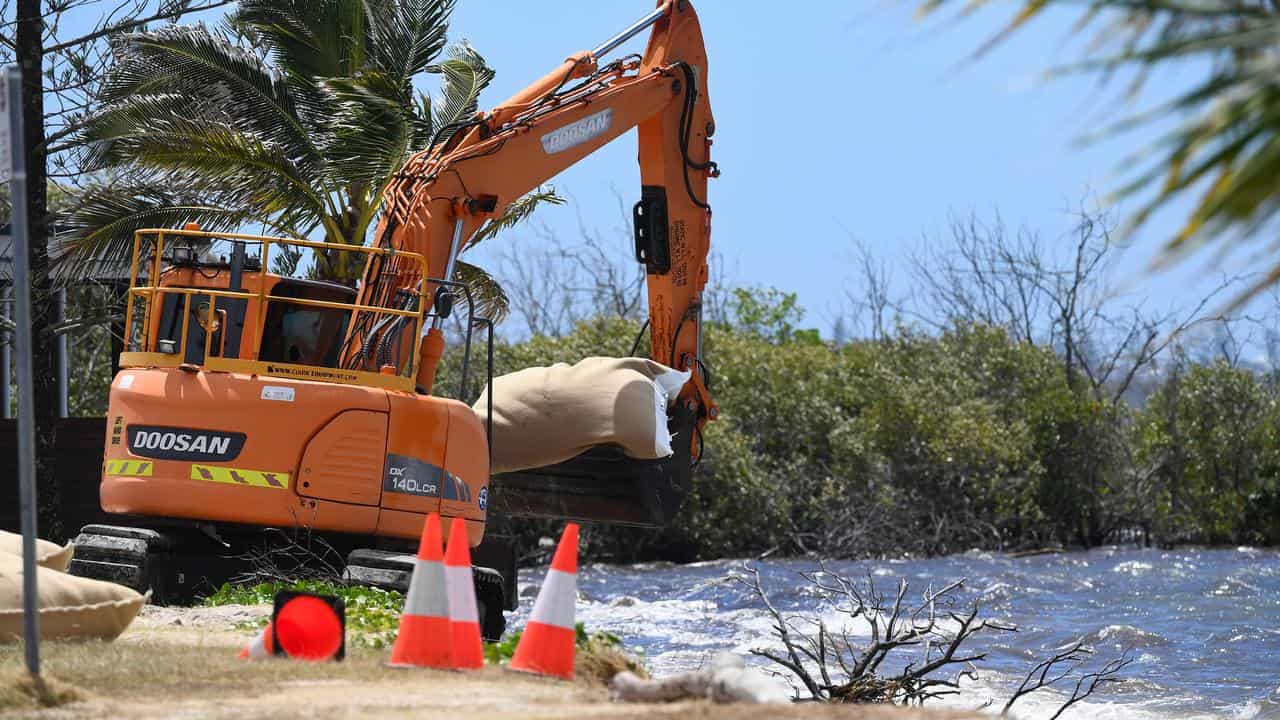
[1001,639,1090,715]
[231,513,348,586]
[1047,654,1133,720]
[736,562,1013,705]
[740,562,1133,713]
[1000,638,1133,718]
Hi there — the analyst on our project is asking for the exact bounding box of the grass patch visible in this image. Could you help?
[0,609,645,714]
[0,639,401,712]
[204,581,404,648]
[0,669,83,711]
[205,581,646,682]
[485,623,646,684]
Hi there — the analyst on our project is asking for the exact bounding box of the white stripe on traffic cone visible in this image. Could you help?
[511,523,579,679]
[239,621,273,660]
[389,512,454,668]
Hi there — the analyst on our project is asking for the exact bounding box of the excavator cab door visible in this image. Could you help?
[257,279,355,367]
[155,295,233,363]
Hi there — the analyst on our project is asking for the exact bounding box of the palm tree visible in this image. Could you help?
[64,0,554,319]
[916,1,1280,305]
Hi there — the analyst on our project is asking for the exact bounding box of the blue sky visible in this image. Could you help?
[60,1,1255,337]
[442,1,1250,336]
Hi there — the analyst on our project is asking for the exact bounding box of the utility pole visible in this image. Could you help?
[4,62,41,677]
[15,0,59,539]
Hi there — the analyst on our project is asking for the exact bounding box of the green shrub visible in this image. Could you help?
[1135,360,1280,545]
[204,581,404,648]
[436,289,1280,559]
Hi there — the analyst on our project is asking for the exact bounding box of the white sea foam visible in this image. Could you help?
[511,549,1279,717]
[1112,560,1155,575]
[934,673,1220,720]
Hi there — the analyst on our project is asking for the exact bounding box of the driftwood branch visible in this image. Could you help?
[1000,638,1133,718]
[1049,654,1133,720]
[736,562,1012,705]
[741,562,1131,713]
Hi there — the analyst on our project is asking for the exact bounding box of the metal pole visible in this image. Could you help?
[55,288,67,418]
[1,284,11,419]
[8,63,40,676]
[591,6,666,59]
[431,218,466,331]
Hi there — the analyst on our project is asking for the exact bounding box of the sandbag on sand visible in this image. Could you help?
[0,552,147,642]
[0,529,74,572]
[475,357,690,474]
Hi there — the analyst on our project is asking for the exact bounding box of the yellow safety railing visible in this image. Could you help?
[121,228,429,392]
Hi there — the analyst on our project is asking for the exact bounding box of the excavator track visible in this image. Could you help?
[345,548,508,641]
[69,524,246,604]
[68,524,513,641]
[69,525,172,597]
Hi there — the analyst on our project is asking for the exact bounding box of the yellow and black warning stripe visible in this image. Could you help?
[104,459,154,476]
[190,464,290,490]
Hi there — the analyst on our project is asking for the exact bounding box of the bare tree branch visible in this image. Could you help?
[42,0,233,55]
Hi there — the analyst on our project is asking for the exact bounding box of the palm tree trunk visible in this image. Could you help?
[17,0,64,539]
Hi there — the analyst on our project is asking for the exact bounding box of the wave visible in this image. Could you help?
[510,547,1280,717]
[1082,624,1170,649]
[1112,560,1155,575]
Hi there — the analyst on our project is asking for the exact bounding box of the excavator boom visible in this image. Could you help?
[349,0,718,427]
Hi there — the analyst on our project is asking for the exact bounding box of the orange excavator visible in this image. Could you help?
[69,1,716,639]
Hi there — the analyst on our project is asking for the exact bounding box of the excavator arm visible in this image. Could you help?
[347,0,718,434]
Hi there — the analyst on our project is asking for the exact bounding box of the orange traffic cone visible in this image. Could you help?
[239,621,274,660]
[511,523,579,680]
[445,518,484,670]
[389,512,454,668]
[274,593,345,661]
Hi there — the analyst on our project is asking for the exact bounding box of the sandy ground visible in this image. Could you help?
[1,605,981,720]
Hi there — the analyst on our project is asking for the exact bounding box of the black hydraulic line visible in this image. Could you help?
[669,305,694,369]
[691,423,704,468]
[484,317,493,468]
[675,62,716,211]
[630,318,650,357]
[458,308,474,401]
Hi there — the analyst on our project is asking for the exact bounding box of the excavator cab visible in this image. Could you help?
[150,239,358,368]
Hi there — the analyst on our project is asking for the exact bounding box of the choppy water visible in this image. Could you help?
[509,547,1280,719]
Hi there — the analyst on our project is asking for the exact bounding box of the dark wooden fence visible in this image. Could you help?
[0,418,112,541]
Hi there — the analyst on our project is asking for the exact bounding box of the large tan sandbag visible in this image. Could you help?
[0,529,74,572]
[475,357,690,474]
[0,552,147,642]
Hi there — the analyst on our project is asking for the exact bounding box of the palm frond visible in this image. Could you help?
[80,92,210,169]
[100,24,325,174]
[56,183,263,280]
[916,0,1280,304]
[410,90,435,150]
[428,41,494,147]
[270,243,306,276]
[453,259,509,323]
[466,186,565,249]
[231,0,368,83]
[366,0,453,98]
[88,116,329,224]
[320,73,415,189]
